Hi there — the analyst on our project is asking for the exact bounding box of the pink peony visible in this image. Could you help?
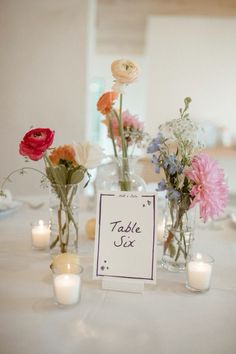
[185,153,228,222]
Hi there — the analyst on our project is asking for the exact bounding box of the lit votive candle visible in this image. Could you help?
[31,220,50,250]
[52,263,83,306]
[186,253,214,292]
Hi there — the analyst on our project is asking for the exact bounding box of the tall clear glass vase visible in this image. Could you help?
[49,183,80,256]
[161,200,196,272]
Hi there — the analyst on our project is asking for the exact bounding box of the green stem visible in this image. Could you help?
[173,208,187,262]
[118,158,131,191]
[50,185,79,252]
[164,201,187,262]
[64,184,79,248]
[50,236,59,250]
[108,111,118,158]
[118,94,127,158]
[44,155,79,239]
[113,95,131,191]
[0,167,47,193]
[58,202,64,252]
[183,231,187,258]
[174,232,183,262]
[64,211,70,252]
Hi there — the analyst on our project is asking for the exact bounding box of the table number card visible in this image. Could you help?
[93,192,157,292]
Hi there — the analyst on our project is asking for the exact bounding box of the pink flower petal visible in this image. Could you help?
[185,153,228,222]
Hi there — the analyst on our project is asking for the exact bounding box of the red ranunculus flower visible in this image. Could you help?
[19,128,55,161]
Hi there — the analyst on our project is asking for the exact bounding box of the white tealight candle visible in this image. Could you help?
[53,273,81,305]
[31,220,50,250]
[187,253,214,291]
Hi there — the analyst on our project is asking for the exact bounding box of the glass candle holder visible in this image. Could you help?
[31,220,50,250]
[51,262,83,307]
[186,253,214,292]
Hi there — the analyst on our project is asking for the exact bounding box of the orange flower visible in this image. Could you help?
[49,145,77,166]
[97,91,118,115]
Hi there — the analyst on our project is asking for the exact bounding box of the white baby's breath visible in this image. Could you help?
[159,98,201,158]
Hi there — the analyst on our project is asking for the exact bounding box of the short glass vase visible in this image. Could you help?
[161,201,196,272]
[49,183,80,256]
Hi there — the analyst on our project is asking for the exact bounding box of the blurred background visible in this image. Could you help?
[0,0,236,196]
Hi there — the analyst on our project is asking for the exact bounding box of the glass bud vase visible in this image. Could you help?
[49,183,80,256]
[96,156,146,192]
[161,200,196,272]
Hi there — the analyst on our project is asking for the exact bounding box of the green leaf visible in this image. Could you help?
[184,97,192,105]
[70,168,85,184]
[169,243,176,258]
[83,171,91,188]
[46,165,68,195]
[0,190,6,197]
[46,166,54,184]
[54,165,67,185]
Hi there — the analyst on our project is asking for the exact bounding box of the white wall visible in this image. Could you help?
[145,16,236,194]
[0,0,94,196]
[145,16,236,138]
[2,9,236,196]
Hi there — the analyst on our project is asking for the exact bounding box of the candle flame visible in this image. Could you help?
[196,253,202,260]
[38,220,44,226]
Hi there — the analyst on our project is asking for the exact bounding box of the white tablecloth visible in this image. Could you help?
[0,196,236,354]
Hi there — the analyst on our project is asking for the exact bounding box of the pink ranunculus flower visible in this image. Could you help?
[185,153,228,222]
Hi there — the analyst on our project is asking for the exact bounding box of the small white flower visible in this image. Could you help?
[75,142,104,169]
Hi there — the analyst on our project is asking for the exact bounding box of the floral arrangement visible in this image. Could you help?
[147,97,228,265]
[97,59,148,191]
[101,109,145,153]
[1,127,103,253]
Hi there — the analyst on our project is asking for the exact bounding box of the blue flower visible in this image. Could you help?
[163,155,183,175]
[156,179,166,192]
[151,154,161,173]
[147,133,165,153]
[167,189,181,201]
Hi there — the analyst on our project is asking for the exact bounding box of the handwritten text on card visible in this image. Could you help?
[93,192,157,283]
